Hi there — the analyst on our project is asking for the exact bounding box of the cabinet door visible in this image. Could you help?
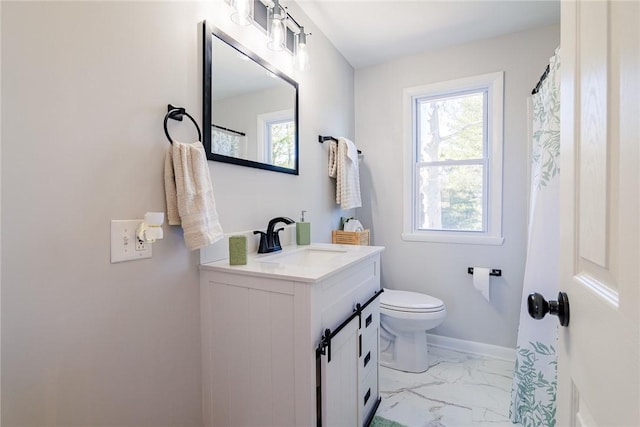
[319,316,360,427]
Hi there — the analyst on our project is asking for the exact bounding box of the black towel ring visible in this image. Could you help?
[163,104,202,144]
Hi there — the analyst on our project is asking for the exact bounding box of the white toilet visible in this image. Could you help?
[379,288,447,373]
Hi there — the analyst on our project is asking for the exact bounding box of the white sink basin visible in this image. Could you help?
[258,247,348,266]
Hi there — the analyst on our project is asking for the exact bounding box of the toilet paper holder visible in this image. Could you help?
[467,267,502,277]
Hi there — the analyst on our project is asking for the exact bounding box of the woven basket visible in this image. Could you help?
[332,229,370,246]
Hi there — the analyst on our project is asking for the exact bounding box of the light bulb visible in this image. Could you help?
[231,0,251,26]
[268,17,285,51]
[267,0,286,51]
[296,30,310,71]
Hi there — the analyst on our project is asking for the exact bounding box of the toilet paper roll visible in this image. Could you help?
[473,267,491,302]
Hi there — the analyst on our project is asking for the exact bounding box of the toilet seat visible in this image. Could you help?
[381,288,445,313]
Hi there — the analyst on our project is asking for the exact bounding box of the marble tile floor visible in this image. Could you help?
[375,346,519,427]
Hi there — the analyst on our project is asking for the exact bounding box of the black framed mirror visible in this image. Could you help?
[203,21,299,175]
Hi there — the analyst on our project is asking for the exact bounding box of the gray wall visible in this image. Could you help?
[1,1,353,425]
[355,25,560,348]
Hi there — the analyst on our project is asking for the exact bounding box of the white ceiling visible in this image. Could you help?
[296,0,560,69]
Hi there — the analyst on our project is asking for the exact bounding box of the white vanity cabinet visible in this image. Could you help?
[199,244,383,427]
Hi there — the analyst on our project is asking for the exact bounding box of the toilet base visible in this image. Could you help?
[380,328,430,373]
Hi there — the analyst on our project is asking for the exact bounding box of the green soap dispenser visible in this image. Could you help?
[296,210,311,245]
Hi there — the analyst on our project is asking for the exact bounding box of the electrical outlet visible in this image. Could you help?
[135,238,147,251]
[111,220,152,263]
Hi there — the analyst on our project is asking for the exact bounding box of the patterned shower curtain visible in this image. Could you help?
[509,47,561,427]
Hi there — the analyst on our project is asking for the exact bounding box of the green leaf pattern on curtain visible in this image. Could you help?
[510,341,558,427]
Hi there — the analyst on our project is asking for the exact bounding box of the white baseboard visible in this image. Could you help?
[426,333,516,362]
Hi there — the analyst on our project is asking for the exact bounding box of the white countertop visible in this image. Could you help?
[200,243,384,283]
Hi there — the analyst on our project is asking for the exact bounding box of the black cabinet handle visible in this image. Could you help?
[364,388,371,405]
[365,314,372,327]
[364,351,371,367]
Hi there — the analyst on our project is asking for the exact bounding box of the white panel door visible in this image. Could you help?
[558,0,639,425]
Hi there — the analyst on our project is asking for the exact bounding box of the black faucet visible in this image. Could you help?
[254,217,295,253]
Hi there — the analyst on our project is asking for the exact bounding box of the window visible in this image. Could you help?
[257,109,295,169]
[265,118,295,168]
[402,72,504,245]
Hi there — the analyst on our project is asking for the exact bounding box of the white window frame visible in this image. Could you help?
[257,109,294,164]
[402,72,504,245]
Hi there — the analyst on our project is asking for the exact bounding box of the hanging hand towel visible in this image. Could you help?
[327,137,361,210]
[164,141,224,250]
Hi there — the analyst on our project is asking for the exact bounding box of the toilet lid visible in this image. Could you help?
[380,289,445,312]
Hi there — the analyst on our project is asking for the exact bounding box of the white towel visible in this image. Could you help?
[328,137,361,210]
[164,141,224,250]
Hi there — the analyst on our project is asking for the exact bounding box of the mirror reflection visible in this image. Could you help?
[203,22,299,175]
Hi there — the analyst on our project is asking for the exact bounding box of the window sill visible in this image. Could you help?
[401,232,504,246]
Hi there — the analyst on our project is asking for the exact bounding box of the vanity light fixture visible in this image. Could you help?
[296,28,310,71]
[228,0,310,71]
[267,0,287,52]
[230,0,252,26]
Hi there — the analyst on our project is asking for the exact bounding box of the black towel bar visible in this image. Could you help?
[318,135,362,154]
[164,104,202,144]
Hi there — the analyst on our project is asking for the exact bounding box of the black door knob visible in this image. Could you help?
[527,292,570,327]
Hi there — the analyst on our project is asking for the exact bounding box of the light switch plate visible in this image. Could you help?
[111,220,152,263]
